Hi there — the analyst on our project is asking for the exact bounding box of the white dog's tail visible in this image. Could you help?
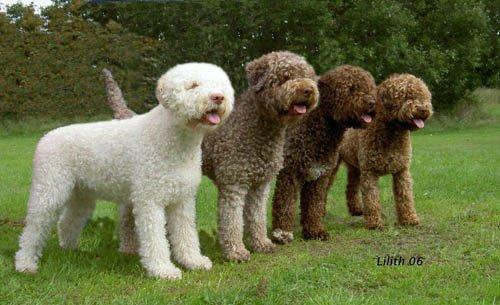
[102,68,136,119]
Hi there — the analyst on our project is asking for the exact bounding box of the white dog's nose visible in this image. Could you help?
[210,93,224,104]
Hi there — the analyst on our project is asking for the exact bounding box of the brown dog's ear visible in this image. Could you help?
[245,56,269,92]
[377,85,395,110]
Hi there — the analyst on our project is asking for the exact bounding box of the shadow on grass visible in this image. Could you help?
[2,216,228,277]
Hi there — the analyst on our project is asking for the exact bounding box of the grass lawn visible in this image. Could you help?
[1,92,499,304]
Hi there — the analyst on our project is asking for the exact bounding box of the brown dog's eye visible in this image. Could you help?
[187,82,200,90]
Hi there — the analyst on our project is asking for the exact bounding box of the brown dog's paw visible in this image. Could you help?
[302,229,330,241]
[349,208,364,216]
[364,220,384,230]
[224,247,251,262]
[399,216,421,226]
[251,238,276,253]
[271,229,294,244]
[119,243,139,255]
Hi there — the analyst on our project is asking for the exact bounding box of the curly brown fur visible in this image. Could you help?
[104,52,319,261]
[102,69,136,119]
[202,51,318,261]
[270,65,376,243]
[338,74,433,229]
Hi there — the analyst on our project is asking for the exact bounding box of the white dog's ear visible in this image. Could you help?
[155,75,174,107]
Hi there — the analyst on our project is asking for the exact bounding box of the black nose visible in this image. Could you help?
[418,107,430,117]
[369,99,376,107]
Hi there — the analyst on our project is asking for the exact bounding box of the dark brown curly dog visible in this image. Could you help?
[338,74,433,229]
[271,65,377,243]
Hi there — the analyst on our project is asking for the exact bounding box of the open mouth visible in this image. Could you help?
[409,118,425,129]
[202,110,221,125]
[360,113,373,124]
[289,102,309,115]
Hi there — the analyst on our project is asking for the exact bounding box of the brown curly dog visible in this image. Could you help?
[271,65,377,243]
[202,51,318,261]
[338,74,433,229]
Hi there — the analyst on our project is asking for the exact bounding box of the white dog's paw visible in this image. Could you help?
[147,264,183,280]
[179,255,213,271]
[15,252,38,274]
[271,229,294,244]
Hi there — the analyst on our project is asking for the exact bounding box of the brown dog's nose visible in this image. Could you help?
[210,93,224,104]
[303,88,313,96]
[368,99,376,107]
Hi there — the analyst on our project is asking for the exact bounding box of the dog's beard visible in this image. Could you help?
[388,120,423,131]
[337,110,375,129]
[186,104,227,131]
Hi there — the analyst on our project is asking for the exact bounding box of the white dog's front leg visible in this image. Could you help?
[166,199,212,271]
[132,203,182,279]
[244,182,276,253]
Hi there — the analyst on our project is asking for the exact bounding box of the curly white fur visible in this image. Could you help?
[15,63,234,279]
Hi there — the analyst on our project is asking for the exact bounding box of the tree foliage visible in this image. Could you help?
[0,3,158,119]
[0,0,497,120]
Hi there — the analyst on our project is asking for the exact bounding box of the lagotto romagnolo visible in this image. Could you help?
[105,51,320,262]
[337,74,433,229]
[15,63,235,279]
[271,65,377,243]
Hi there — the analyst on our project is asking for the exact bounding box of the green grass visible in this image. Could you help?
[423,88,500,133]
[1,91,499,304]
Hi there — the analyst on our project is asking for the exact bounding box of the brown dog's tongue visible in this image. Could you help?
[413,118,424,128]
[207,113,221,125]
[361,114,372,123]
[293,104,307,114]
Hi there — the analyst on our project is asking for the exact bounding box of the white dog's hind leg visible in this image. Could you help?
[57,191,95,250]
[132,202,182,279]
[244,182,276,253]
[166,198,212,270]
[15,172,74,273]
[118,204,139,254]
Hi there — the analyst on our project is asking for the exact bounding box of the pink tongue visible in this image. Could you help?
[361,114,372,123]
[293,104,307,114]
[413,118,424,128]
[207,113,221,124]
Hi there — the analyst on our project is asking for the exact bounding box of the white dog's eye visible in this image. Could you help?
[186,82,200,90]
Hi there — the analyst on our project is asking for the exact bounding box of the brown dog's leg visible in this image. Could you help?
[346,164,363,216]
[392,169,420,226]
[271,170,299,244]
[244,182,276,252]
[299,174,330,241]
[218,185,250,262]
[118,204,139,254]
[360,171,384,229]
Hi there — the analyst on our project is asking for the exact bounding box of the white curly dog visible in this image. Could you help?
[15,63,235,279]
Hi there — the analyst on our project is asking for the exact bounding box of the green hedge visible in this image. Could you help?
[0,3,159,119]
[0,0,498,120]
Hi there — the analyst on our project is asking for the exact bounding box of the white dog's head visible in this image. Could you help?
[155,63,235,131]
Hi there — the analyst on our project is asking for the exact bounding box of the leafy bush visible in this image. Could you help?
[0,3,158,119]
[0,0,497,120]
